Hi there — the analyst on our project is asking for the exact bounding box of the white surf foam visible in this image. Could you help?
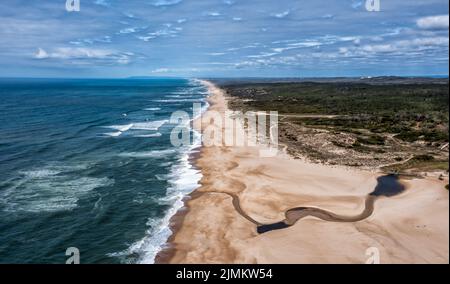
[108,80,208,264]
[119,149,178,159]
[112,143,202,264]
[132,120,168,131]
[133,130,202,264]
[143,107,161,111]
[1,165,114,213]
[104,124,134,132]
[165,94,199,99]
[152,98,205,103]
[101,120,168,137]
[133,133,162,138]
[21,169,61,178]
[101,124,134,137]
[103,131,123,137]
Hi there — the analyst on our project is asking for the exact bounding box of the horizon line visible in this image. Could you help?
[0,74,448,80]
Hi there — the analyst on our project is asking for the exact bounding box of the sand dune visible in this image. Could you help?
[160,81,449,264]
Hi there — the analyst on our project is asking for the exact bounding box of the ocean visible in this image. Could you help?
[0,78,208,264]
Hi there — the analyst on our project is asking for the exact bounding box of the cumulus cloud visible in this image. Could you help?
[339,47,349,54]
[34,48,49,59]
[2,0,448,77]
[417,15,449,30]
[340,36,448,56]
[408,37,449,46]
[234,31,449,71]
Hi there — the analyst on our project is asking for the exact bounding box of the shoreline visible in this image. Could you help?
[154,80,214,264]
[156,81,449,264]
[154,160,205,264]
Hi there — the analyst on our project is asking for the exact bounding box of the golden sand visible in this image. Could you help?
[162,81,449,264]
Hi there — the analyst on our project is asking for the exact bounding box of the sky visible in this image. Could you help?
[0,0,448,78]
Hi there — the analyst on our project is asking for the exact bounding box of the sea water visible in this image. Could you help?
[0,78,208,263]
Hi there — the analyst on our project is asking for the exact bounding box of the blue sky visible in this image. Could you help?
[0,0,448,78]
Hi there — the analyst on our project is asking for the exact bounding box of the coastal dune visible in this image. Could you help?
[160,81,449,264]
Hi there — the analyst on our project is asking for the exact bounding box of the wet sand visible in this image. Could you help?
[157,81,449,264]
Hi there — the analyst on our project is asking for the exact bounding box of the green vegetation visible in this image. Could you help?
[225,82,449,143]
[395,130,449,143]
[356,135,386,145]
[223,79,449,169]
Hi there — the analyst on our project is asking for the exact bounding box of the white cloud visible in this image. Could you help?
[235,33,449,70]
[339,47,349,54]
[361,44,396,53]
[370,36,384,42]
[123,12,135,18]
[247,52,279,58]
[351,0,363,9]
[399,37,449,48]
[94,0,110,7]
[34,48,49,59]
[33,47,132,64]
[271,10,290,18]
[234,55,303,69]
[151,68,170,73]
[227,43,260,51]
[417,15,449,30]
[341,36,448,56]
[137,36,155,42]
[271,41,322,53]
[223,0,235,5]
[150,0,182,7]
[150,67,204,74]
[119,27,139,34]
[137,25,182,42]
[205,11,222,17]
[150,29,178,37]
[287,41,322,48]
[35,48,112,59]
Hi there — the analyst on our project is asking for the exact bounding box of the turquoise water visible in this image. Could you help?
[0,78,207,263]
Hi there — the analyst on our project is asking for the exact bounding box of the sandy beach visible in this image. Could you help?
[158,81,449,264]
